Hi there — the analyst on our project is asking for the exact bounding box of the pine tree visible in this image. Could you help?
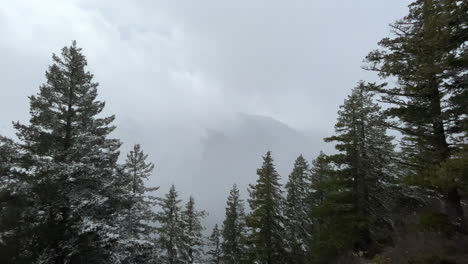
[308,151,332,210]
[306,151,334,261]
[284,155,311,264]
[181,196,206,264]
[0,136,36,263]
[115,144,159,263]
[309,83,396,262]
[0,136,16,176]
[309,171,361,263]
[11,41,122,263]
[246,151,286,264]
[157,185,185,264]
[325,83,396,231]
[364,0,468,228]
[221,184,247,264]
[207,224,222,264]
[122,144,155,194]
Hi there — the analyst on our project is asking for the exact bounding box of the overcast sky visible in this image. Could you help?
[1,0,412,225]
[0,0,410,136]
[0,0,416,221]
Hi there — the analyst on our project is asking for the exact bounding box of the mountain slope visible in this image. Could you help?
[114,113,330,226]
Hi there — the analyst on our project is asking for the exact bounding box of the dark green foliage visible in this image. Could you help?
[222,184,247,264]
[308,151,332,211]
[0,136,17,175]
[207,224,222,264]
[157,185,185,264]
[121,144,156,194]
[246,151,286,264]
[309,163,366,263]
[309,84,396,262]
[365,0,468,227]
[14,41,120,162]
[181,196,206,264]
[0,136,35,263]
[115,144,159,263]
[418,210,454,235]
[284,155,311,264]
[7,41,122,263]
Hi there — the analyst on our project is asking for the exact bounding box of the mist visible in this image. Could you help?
[0,0,410,228]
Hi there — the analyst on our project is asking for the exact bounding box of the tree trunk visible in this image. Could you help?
[429,80,465,231]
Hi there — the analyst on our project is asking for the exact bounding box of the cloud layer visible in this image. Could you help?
[1,0,411,224]
[1,0,409,134]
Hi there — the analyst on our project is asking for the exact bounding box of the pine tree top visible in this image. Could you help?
[14,41,120,161]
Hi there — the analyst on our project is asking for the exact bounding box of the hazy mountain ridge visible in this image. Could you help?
[114,113,329,226]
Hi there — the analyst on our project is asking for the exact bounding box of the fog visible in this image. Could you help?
[0,0,410,227]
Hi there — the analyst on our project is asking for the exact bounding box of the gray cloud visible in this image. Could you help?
[1,0,410,132]
[0,0,410,226]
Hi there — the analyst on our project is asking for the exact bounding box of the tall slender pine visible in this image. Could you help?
[310,83,396,262]
[181,196,206,264]
[115,144,159,263]
[207,224,222,264]
[157,185,185,264]
[221,184,247,264]
[284,155,311,264]
[246,151,286,264]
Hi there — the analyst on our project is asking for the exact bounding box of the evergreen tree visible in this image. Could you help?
[365,0,468,227]
[283,155,311,264]
[308,151,333,211]
[306,151,334,261]
[0,136,36,263]
[12,41,121,263]
[157,185,185,264]
[221,184,247,264]
[122,144,156,194]
[246,151,286,264]
[115,144,159,263]
[207,224,222,264]
[0,136,16,177]
[309,83,396,262]
[181,196,206,264]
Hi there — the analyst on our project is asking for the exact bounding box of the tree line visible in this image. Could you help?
[1,0,467,263]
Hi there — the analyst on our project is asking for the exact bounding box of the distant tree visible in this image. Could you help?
[221,184,247,264]
[181,196,206,264]
[11,41,122,263]
[284,155,311,264]
[207,224,222,264]
[157,185,185,264]
[121,144,156,194]
[246,151,286,264]
[365,0,468,228]
[115,144,159,263]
